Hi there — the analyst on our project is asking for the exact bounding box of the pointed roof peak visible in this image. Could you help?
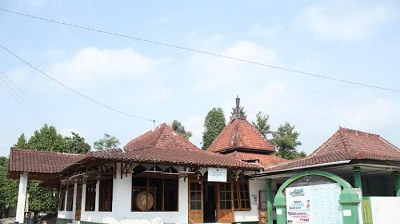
[124,122,199,151]
[208,118,275,153]
[230,96,247,122]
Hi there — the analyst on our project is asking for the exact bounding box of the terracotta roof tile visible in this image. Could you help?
[8,148,84,179]
[267,127,400,171]
[115,123,260,170]
[225,151,287,167]
[207,119,275,153]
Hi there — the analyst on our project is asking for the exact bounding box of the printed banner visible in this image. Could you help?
[285,183,343,224]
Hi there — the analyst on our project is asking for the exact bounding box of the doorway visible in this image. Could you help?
[203,181,216,223]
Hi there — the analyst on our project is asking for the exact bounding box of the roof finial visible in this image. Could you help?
[236,95,240,118]
[230,96,247,121]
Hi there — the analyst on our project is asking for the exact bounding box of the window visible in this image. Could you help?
[66,185,74,211]
[85,182,96,211]
[131,176,178,212]
[233,176,250,210]
[219,182,232,210]
[58,188,66,211]
[99,178,113,212]
[190,181,202,211]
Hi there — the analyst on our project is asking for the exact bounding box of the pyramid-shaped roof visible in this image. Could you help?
[124,123,199,152]
[267,127,400,171]
[115,123,259,169]
[208,118,275,153]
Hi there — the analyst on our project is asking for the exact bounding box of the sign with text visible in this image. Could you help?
[285,183,342,224]
[207,167,227,182]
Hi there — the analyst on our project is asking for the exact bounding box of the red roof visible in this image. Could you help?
[267,127,400,171]
[109,123,259,170]
[225,151,287,167]
[207,118,275,153]
[8,148,84,179]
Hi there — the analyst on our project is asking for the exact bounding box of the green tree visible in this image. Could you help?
[65,132,91,154]
[0,157,18,218]
[252,111,272,139]
[15,134,28,148]
[93,133,120,150]
[202,107,226,150]
[271,122,305,159]
[27,124,68,152]
[171,120,192,139]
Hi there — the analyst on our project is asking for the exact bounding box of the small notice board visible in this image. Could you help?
[207,167,227,182]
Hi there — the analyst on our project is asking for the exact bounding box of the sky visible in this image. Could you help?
[0,0,399,157]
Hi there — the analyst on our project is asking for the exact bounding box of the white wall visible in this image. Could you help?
[78,163,189,224]
[369,197,400,223]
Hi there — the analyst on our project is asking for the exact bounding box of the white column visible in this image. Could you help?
[16,172,28,224]
[95,181,100,212]
[81,183,87,213]
[72,183,77,218]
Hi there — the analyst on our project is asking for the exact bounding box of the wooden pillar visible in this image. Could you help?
[16,172,28,224]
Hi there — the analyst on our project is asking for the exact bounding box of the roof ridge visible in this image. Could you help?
[339,126,380,137]
[337,127,352,156]
[11,147,83,156]
[152,123,168,148]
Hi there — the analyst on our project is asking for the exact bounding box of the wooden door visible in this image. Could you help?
[217,182,234,223]
[75,184,82,221]
[188,180,203,223]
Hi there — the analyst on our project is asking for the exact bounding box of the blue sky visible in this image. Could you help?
[0,0,399,157]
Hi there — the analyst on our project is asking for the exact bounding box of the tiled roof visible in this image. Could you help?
[225,151,287,167]
[207,118,275,153]
[267,127,400,171]
[101,123,260,170]
[8,148,84,179]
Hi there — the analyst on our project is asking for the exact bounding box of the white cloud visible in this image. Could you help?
[46,47,162,88]
[339,98,400,131]
[188,40,279,92]
[302,1,397,42]
[249,23,283,38]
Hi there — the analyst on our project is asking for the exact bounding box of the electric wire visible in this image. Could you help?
[0,70,51,123]
[0,44,156,123]
[0,70,47,124]
[0,8,399,94]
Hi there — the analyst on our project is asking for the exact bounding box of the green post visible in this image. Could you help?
[266,179,273,224]
[394,171,400,197]
[353,166,362,189]
[273,192,286,224]
[339,188,361,224]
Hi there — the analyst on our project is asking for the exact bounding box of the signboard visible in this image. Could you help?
[285,183,343,224]
[207,167,227,182]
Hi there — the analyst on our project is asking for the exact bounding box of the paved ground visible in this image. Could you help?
[0,217,15,224]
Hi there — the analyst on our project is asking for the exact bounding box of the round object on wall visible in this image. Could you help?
[135,191,154,211]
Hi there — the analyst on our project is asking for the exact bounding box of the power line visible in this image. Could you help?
[0,70,48,124]
[0,8,399,94]
[0,70,51,123]
[0,44,156,123]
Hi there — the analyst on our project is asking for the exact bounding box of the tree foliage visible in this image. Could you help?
[252,111,272,139]
[271,122,305,159]
[171,120,192,139]
[26,124,67,152]
[93,133,120,150]
[65,132,91,154]
[0,157,18,218]
[202,107,226,150]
